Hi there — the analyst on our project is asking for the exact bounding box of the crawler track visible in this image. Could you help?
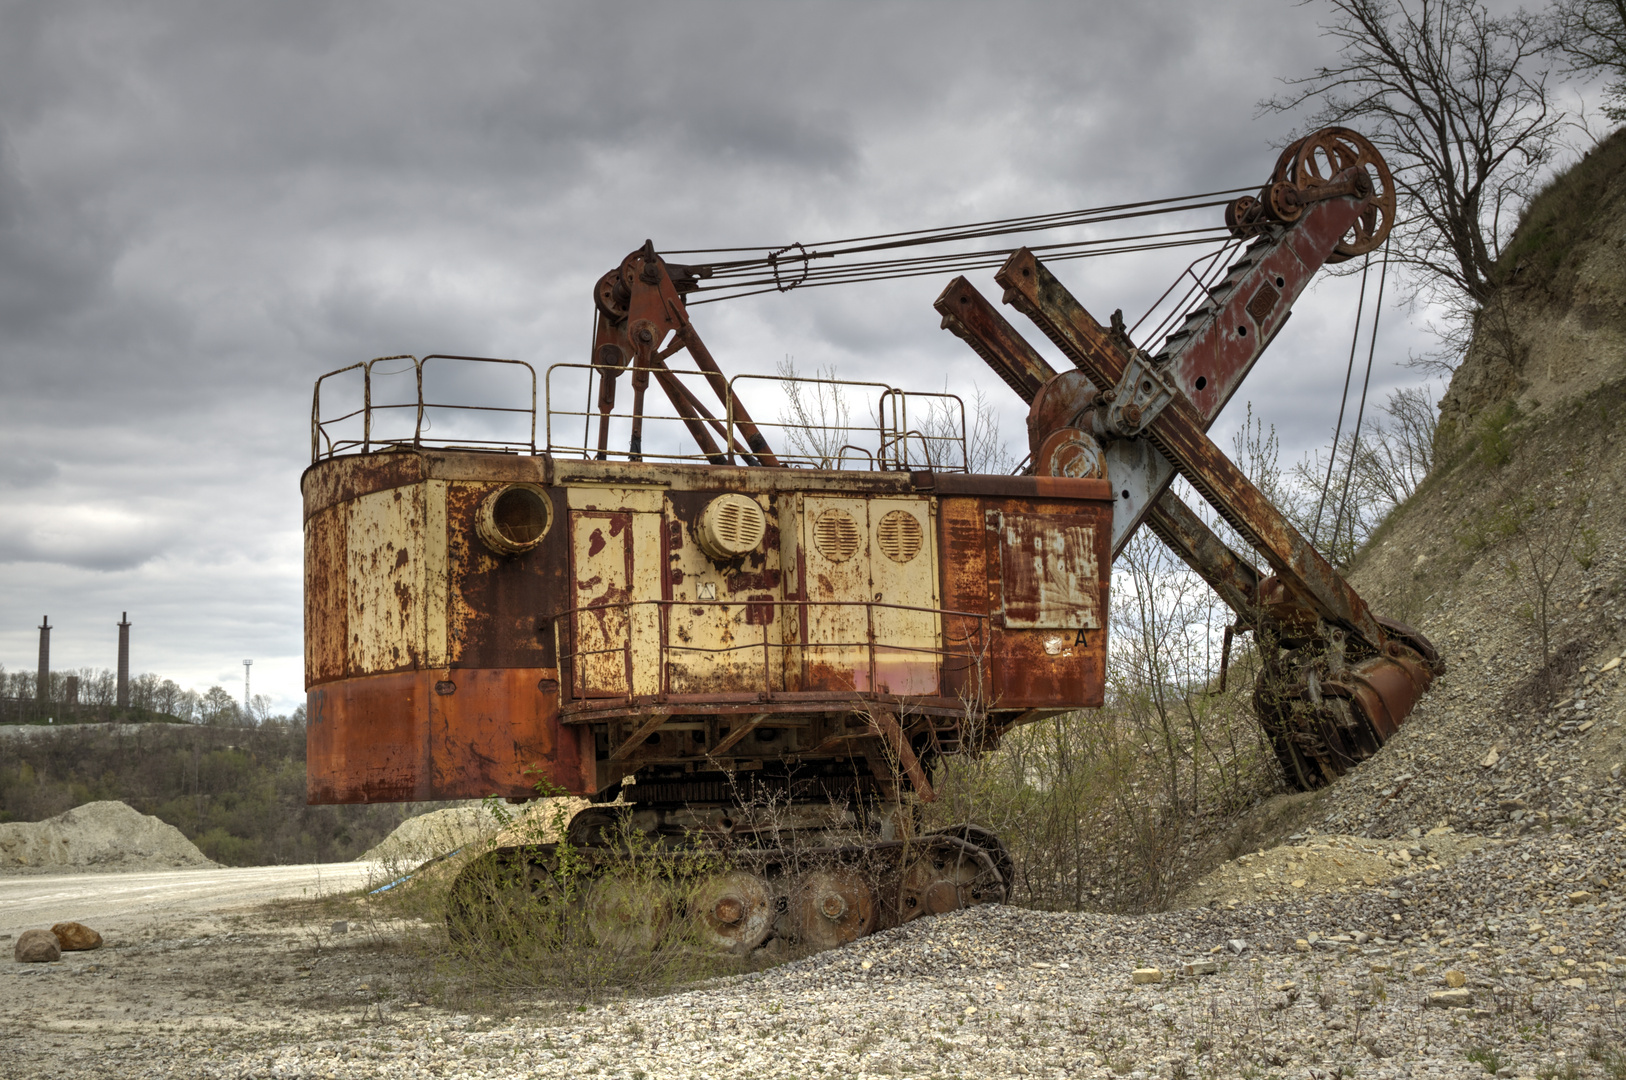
[448,822,1010,956]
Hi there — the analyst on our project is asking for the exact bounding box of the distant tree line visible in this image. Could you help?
[0,718,433,866]
[0,664,288,727]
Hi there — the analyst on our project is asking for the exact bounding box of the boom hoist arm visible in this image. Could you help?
[589,240,783,467]
[937,128,1442,789]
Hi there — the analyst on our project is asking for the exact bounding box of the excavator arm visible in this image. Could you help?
[938,128,1441,789]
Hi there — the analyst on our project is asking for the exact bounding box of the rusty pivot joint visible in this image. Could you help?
[1100,349,1182,438]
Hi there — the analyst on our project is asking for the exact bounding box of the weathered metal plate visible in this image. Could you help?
[937,495,1109,710]
[868,497,940,696]
[570,510,633,698]
[798,495,873,693]
[429,667,592,797]
[307,669,591,802]
[662,490,785,695]
[994,513,1102,630]
[346,485,429,674]
[307,671,431,803]
[304,502,349,684]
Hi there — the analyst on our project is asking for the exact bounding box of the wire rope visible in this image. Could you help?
[1311,254,1371,548]
[1329,248,1389,559]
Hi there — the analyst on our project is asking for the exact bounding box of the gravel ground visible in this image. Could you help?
[7,811,1622,1080]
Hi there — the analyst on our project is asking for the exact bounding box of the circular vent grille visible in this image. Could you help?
[697,494,766,560]
[876,510,923,563]
[813,509,861,562]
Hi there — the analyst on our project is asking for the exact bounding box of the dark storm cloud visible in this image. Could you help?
[0,0,1439,707]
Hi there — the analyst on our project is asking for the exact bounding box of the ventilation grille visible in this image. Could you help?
[698,494,766,560]
[876,510,923,563]
[813,509,861,562]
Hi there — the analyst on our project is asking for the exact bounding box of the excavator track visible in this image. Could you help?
[448,812,1009,957]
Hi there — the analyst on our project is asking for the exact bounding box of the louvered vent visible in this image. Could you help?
[697,494,766,560]
[876,510,922,563]
[813,509,861,563]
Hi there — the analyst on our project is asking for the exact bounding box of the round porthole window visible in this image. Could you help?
[476,484,552,555]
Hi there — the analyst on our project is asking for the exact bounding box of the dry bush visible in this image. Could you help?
[925,527,1283,915]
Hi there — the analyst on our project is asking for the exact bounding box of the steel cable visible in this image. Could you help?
[1329,248,1389,559]
[1311,253,1372,549]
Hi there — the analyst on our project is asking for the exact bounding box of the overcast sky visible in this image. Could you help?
[0,0,1487,712]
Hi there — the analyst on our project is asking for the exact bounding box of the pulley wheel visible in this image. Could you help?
[688,871,774,954]
[1282,127,1394,261]
[791,868,876,951]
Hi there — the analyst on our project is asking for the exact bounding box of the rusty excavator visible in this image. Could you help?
[302,127,1441,954]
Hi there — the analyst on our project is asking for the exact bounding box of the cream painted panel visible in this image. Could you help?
[571,511,632,698]
[868,497,940,696]
[423,480,449,669]
[665,493,782,695]
[567,486,665,513]
[628,512,664,698]
[800,496,872,693]
[346,485,426,674]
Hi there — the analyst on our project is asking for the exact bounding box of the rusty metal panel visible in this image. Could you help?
[428,667,592,797]
[571,510,633,697]
[978,497,1110,710]
[446,482,564,671]
[628,512,664,698]
[663,491,784,695]
[346,485,428,674]
[301,451,425,523]
[307,669,594,803]
[994,512,1102,630]
[304,502,349,685]
[869,496,940,696]
[934,496,992,704]
[423,480,449,669]
[306,671,431,803]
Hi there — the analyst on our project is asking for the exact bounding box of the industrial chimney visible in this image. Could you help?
[117,612,131,709]
[36,616,50,702]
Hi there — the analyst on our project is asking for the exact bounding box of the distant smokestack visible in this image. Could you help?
[66,675,80,707]
[117,612,131,709]
[36,616,49,702]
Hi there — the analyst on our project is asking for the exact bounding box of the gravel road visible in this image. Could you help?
[0,862,380,941]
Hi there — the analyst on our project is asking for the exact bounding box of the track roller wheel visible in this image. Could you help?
[446,845,563,948]
[689,870,774,954]
[586,873,673,952]
[897,837,1004,923]
[790,868,876,950]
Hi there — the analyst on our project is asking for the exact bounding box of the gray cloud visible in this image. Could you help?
[0,0,1446,710]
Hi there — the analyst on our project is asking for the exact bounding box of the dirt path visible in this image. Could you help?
[0,863,380,941]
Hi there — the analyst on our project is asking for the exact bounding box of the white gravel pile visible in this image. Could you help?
[0,800,214,873]
[358,804,500,866]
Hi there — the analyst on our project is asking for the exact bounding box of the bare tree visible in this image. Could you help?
[1550,0,1626,119]
[774,356,855,468]
[1266,0,1565,361]
[917,386,1017,474]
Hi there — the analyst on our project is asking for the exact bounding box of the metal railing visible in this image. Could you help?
[543,364,968,471]
[556,597,989,710]
[311,355,537,462]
